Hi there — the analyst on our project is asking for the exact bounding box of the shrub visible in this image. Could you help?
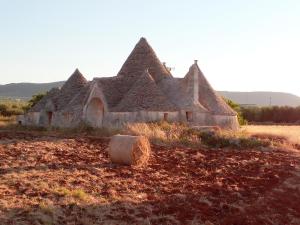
[241,105,300,124]
[224,98,247,125]
[54,187,90,201]
[23,93,46,112]
[0,100,27,116]
[0,104,8,115]
[124,122,270,149]
[198,131,270,149]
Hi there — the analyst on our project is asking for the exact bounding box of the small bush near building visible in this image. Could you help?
[0,99,27,117]
[125,122,272,149]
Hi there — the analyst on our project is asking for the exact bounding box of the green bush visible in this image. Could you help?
[23,93,46,112]
[198,131,270,149]
[241,106,300,124]
[0,100,27,116]
[224,98,248,125]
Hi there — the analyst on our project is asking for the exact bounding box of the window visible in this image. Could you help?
[186,111,193,122]
[163,113,168,121]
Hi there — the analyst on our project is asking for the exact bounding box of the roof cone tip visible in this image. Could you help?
[136,37,149,45]
[194,60,198,64]
[74,68,81,73]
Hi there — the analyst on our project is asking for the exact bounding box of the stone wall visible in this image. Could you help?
[23,109,239,131]
[24,112,40,126]
[212,115,239,130]
[102,111,179,128]
[51,108,83,128]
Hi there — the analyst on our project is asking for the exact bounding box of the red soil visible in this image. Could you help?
[0,131,299,225]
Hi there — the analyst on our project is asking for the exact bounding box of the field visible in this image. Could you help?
[0,125,299,224]
[0,99,27,117]
[0,116,16,127]
[244,125,300,144]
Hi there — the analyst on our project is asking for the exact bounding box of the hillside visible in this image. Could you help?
[220,91,300,107]
[0,82,300,107]
[0,81,65,99]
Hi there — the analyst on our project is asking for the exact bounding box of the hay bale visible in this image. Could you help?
[108,135,150,166]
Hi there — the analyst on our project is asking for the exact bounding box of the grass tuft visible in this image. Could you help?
[54,187,90,201]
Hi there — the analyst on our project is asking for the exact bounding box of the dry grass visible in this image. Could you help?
[124,122,185,143]
[0,116,16,127]
[54,187,92,201]
[243,125,300,144]
[0,122,121,138]
[125,122,271,149]
[0,121,295,149]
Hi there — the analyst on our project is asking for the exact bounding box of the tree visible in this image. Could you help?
[224,98,247,125]
[0,104,8,116]
[23,93,46,112]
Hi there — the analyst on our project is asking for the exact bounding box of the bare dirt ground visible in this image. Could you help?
[0,131,299,225]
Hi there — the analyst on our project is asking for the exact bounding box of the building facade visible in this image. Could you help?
[24,38,239,130]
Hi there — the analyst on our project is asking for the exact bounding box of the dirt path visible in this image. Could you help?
[0,131,299,225]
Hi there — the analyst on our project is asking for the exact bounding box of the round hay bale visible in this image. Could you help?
[108,135,151,166]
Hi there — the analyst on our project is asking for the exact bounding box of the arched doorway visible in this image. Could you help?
[86,98,104,127]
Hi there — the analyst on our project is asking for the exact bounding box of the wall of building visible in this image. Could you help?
[38,110,50,127]
[24,112,40,126]
[212,115,239,130]
[51,108,83,128]
[195,112,216,126]
[101,111,179,128]
[23,109,239,131]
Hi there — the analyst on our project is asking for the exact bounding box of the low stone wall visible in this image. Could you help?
[191,112,213,125]
[212,115,239,130]
[102,111,180,128]
[24,112,40,126]
[51,109,83,128]
[23,110,239,131]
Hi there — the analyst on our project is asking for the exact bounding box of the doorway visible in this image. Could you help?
[47,111,53,125]
[186,111,193,122]
[86,98,104,127]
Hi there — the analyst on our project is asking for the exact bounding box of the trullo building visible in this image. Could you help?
[24,37,239,130]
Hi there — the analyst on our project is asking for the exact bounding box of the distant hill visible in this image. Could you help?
[219,91,300,107]
[0,81,300,107]
[0,81,65,100]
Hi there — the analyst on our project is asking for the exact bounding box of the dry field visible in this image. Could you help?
[243,125,300,144]
[0,130,299,225]
[0,116,16,127]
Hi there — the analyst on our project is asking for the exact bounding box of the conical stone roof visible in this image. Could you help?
[117,37,172,83]
[61,69,87,92]
[55,69,88,110]
[113,70,177,112]
[63,81,92,113]
[28,87,60,112]
[194,63,237,116]
[95,38,174,110]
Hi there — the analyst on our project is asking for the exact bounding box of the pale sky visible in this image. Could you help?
[1,0,300,96]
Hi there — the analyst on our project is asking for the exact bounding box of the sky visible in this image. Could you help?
[0,0,300,96]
